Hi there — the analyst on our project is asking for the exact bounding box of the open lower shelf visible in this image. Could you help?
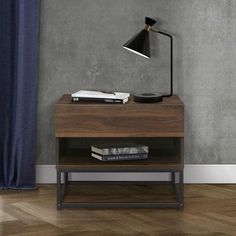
[57,148,183,171]
[63,182,177,203]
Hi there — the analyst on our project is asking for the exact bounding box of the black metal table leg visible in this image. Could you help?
[64,171,68,184]
[171,171,177,197]
[178,170,184,209]
[61,171,68,201]
[171,171,175,187]
[57,170,62,210]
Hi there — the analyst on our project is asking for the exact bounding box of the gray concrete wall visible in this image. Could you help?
[38,0,236,164]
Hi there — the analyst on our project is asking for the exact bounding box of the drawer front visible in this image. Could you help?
[55,104,184,137]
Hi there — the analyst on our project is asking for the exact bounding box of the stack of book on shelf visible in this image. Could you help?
[71,90,130,104]
[91,144,149,162]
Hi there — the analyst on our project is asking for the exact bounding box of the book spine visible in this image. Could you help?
[71,97,125,104]
[92,153,148,162]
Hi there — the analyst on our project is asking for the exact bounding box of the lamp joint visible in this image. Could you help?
[144,24,152,31]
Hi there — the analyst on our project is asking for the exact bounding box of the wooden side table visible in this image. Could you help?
[55,94,184,209]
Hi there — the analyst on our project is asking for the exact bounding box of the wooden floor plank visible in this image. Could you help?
[1,184,236,235]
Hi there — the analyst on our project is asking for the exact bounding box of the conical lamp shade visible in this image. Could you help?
[123,29,150,59]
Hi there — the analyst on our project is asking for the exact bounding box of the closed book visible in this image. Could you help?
[71,90,130,100]
[91,152,148,162]
[71,97,128,104]
[91,144,149,156]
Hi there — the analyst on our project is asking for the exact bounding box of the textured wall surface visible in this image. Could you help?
[38,0,236,164]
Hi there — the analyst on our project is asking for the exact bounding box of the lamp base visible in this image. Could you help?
[133,93,163,103]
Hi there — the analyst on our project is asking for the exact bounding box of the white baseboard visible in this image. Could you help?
[36,164,236,184]
[184,165,236,183]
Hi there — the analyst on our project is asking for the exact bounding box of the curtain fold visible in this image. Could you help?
[0,0,40,189]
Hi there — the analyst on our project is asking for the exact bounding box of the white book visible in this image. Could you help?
[72,96,129,104]
[71,90,130,100]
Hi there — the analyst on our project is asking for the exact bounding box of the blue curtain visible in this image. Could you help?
[0,0,40,189]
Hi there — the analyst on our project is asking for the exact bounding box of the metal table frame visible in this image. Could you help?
[56,168,184,210]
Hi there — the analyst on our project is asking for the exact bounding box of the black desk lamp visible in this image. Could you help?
[123,17,173,102]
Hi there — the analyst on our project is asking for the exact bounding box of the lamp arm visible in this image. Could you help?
[150,28,173,97]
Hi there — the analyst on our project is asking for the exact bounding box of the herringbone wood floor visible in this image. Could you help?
[0,184,236,236]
